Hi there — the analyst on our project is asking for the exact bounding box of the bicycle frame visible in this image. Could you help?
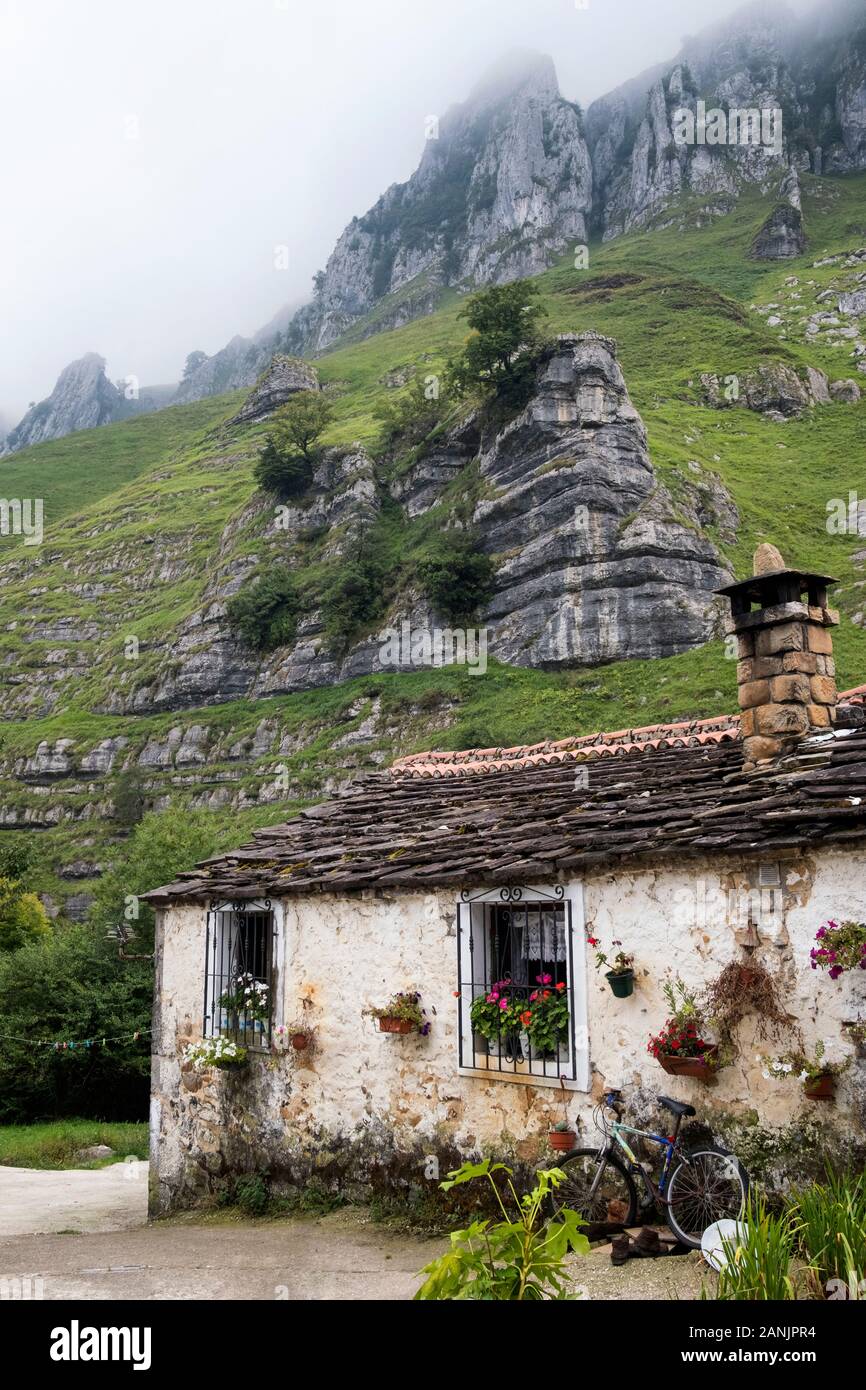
[589,1101,689,1209]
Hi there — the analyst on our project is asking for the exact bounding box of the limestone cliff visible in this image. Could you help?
[285,52,592,354]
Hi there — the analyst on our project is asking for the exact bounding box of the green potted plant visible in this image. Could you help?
[218,971,269,1040]
[646,978,718,1080]
[591,937,635,998]
[469,980,521,1053]
[523,976,570,1058]
[366,991,431,1036]
[548,1119,576,1152]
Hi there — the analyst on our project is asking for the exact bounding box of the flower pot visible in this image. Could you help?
[378,1016,412,1034]
[548,1130,576,1152]
[606,969,635,998]
[291,1032,310,1051]
[657,1045,718,1080]
[471,1031,489,1057]
[803,1072,836,1100]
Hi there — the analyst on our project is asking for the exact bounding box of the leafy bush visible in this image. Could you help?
[415,1160,589,1301]
[0,840,51,951]
[375,374,446,449]
[254,440,313,500]
[321,555,386,651]
[417,533,495,622]
[226,567,299,652]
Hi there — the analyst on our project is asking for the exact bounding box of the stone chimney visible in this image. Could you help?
[716,544,839,767]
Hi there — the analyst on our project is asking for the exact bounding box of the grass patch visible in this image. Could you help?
[0,1119,149,1169]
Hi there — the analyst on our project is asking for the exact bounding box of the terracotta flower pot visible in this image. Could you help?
[548,1130,576,1152]
[378,1016,412,1034]
[657,1045,718,1080]
[803,1072,836,1100]
[291,1032,310,1051]
[606,969,634,998]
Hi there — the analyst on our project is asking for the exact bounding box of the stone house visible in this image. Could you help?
[145,548,866,1214]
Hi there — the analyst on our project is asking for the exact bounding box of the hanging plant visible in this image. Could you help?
[647,978,718,1081]
[548,1120,576,1152]
[810,920,866,979]
[366,991,430,1036]
[184,1038,249,1072]
[702,959,793,1064]
[590,937,636,998]
[759,1042,849,1101]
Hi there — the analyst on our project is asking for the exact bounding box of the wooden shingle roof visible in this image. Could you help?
[143,688,866,905]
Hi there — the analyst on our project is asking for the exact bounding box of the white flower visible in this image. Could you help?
[799,1070,809,1082]
[761,1069,771,1080]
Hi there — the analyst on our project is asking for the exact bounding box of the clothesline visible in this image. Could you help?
[0,1029,151,1050]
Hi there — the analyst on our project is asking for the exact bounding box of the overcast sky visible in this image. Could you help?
[0,0,814,418]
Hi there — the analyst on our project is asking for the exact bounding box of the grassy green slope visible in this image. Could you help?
[1,173,866,903]
[0,393,244,528]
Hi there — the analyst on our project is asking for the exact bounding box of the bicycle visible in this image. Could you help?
[550,1089,749,1248]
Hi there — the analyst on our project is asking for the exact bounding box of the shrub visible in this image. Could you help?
[0,925,152,1122]
[375,374,446,449]
[321,555,386,651]
[417,533,495,622]
[233,1174,270,1215]
[415,1160,589,1301]
[254,440,313,500]
[226,567,299,652]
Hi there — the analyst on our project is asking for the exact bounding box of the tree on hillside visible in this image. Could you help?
[254,391,333,500]
[0,840,50,952]
[447,280,547,404]
[88,806,233,949]
[182,350,208,379]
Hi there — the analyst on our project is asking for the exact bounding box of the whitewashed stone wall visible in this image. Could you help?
[149,847,866,1213]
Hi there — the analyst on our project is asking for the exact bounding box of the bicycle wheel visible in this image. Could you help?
[549,1148,638,1227]
[666,1144,749,1248]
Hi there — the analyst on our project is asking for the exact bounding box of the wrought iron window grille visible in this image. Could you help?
[457,888,577,1080]
[204,900,274,1051]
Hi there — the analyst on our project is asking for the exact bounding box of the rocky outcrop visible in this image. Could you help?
[700,362,831,418]
[173,335,276,406]
[227,356,319,426]
[0,354,168,455]
[750,168,806,260]
[285,52,592,354]
[470,334,732,666]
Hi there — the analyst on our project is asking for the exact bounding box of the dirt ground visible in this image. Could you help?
[0,1165,708,1300]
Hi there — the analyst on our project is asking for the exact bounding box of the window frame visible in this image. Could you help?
[455,883,589,1091]
[203,899,282,1052]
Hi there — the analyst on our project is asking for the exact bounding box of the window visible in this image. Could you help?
[204,901,274,1050]
[456,886,588,1087]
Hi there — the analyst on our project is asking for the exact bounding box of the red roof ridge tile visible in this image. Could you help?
[390,686,865,780]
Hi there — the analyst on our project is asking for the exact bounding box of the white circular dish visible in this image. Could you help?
[701,1218,745,1271]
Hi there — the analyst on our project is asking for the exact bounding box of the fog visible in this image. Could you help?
[0,0,815,418]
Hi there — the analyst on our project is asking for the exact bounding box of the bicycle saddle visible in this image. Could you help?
[658,1095,696,1117]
